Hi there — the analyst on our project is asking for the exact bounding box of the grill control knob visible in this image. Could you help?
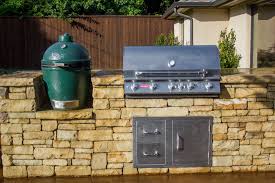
[178,82,185,90]
[150,82,158,91]
[205,81,213,90]
[186,80,194,90]
[130,82,139,91]
[168,81,176,91]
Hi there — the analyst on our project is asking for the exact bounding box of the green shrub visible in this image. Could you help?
[218,29,241,68]
[155,32,180,46]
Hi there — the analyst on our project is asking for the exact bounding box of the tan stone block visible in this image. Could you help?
[194,99,213,106]
[71,141,93,149]
[270,154,275,164]
[72,159,91,166]
[123,163,138,175]
[34,148,74,159]
[121,108,146,119]
[213,151,239,156]
[113,133,132,140]
[264,132,275,138]
[258,165,275,171]
[148,107,188,116]
[222,116,267,123]
[26,87,35,99]
[245,132,264,139]
[42,120,57,131]
[92,169,122,176]
[235,88,267,98]
[210,167,232,173]
[1,99,36,112]
[74,153,91,160]
[92,153,107,169]
[57,130,77,141]
[250,139,262,145]
[55,166,91,176]
[94,109,121,119]
[110,99,125,108]
[36,109,93,120]
[221,110,236,116]
[42,159,67,166]
[214,99,233,110]
[126,99,167,108]
[246,123,262,132]
[108,152,132,163]
[94,141,132,152]
[78,129,113,141]
[253,155,269,165]
[9,87,26,93]
[13,134,23,145]
[138,168,168,174]
[228,123,239,128]
[93,99,109,109]
[2,145,33,155]
[8,112,35,119]
[233,156,252,166]
[260,109,273,116]
[22,124,41,132]
[9,92,26,99]
[96,119,131,127]
[9,118,30,124]
[0,87,8,99]
[233,99,247,109]
[113,127,132,133]
[3,166,27,178]
[24,131,53,140]
[167,99,193,107]
[93,87,124,98]
[2,154,12,166]
[1,124,22,134]
[189,111,221,118]
[248,102,273,109]
[13,159,42,166]
[12,155,34,160]
[212,156,232,166]
[169,167,210,174]
[30,119,41,123]
[58,119,95,124]
[23,140,46,145]
[269,116,275,121]
[107,163,124,169]
[247,110,260,116]
[53,140,70,148]
[213,140,239,151]
[227,128,245,140]
[27,166,54,177]
[75,148,93,154]
[213,124,227,134]
[232,166,257,172]
[92,75,123,86]
[189,106,212,112]
[262,138,275,148]
[262,123,275,132]
[213,134,227,140]
[77,124,96,130]
[240,145,261,155]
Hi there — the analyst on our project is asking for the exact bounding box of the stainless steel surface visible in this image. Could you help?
[133,117,213,168]
[51,100,80,110]
[123,46,221,98]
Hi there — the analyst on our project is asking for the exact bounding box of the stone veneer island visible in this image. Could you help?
[1,70,275,178]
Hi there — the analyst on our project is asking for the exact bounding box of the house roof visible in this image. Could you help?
[163,0,275,19]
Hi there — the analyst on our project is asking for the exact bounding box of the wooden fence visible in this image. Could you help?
[0,16,174,69]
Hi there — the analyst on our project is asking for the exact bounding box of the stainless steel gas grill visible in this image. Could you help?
[123,45,221,98]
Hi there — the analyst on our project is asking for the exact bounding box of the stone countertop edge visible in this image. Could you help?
[1,71,275,85]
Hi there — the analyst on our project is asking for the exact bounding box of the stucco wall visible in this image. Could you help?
[228,5,252,68]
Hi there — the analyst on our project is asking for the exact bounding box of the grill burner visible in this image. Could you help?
[123,46,221,98]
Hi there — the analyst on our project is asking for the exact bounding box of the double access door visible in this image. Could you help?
[133,117,212,168]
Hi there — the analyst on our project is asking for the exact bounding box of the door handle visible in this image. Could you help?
[143,128,160,135]
[177,133,184,151]
[143,150,160,157]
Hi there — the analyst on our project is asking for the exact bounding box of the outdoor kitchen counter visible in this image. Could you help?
[1,69,275,178]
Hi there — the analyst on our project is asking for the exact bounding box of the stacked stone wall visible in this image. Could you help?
[1,72,275,177]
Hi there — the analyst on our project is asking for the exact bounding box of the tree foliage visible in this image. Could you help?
[155,32,180,46]
[218,29,241,68]
[0,0,174,17]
